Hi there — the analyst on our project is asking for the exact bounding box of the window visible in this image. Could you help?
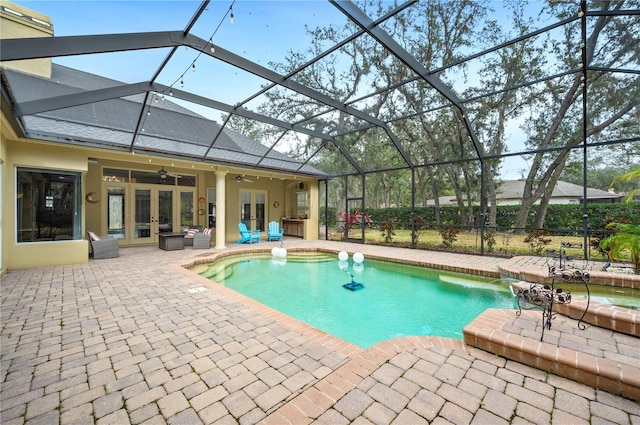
[104,168,196,186]
[16,168,82,242]
[102,168,129,182]
[296,191,308,218]
[107,186,125,239]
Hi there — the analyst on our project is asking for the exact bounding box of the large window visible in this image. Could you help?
[104,167,196,186]
[16,168,82,242]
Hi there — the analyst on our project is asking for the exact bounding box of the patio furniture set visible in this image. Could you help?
[88,221,285,258]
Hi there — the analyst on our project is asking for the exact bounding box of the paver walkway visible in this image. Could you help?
[1,241,639,424]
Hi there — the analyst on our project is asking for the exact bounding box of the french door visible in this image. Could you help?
[240,190,266,232]
[132,187,174,244]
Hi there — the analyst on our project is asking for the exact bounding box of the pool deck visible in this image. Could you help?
[1,240,639,424]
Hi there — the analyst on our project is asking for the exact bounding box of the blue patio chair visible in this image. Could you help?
[267,221,284,241]
[237,223,260,244]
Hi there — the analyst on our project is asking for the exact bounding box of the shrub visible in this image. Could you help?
[381,219,396,243]
[439,224,459,248]
[524,228,552,255]
[412,215,427,245]
[590,216,630,258]
[484,230,496,252]
[600,223,640,274]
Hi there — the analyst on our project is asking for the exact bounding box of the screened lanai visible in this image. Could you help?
[1,0,639,257]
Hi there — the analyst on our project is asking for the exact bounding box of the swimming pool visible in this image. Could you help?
[194,252,514,347]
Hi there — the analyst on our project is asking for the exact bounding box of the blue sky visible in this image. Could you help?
[13,1,349,106]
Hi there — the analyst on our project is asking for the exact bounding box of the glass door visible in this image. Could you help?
[132,187,174,244]
[240,190,267,232]
[134,188,152,242]
[207,188,216,229]
[157,189,173,234]
[179,190,195,231]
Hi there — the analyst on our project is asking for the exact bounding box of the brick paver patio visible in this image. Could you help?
[1,241,639,424]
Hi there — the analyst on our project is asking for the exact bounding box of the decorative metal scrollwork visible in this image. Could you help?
[515,242,591,341]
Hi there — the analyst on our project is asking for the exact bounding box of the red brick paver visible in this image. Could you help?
[1,241,638,424]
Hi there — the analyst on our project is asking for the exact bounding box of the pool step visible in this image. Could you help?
[201,265,233,282]
[463,308,640,401]
[509,281,639,337]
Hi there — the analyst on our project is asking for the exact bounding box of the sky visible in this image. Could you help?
[11,0,539,179]
[13,1,346,106]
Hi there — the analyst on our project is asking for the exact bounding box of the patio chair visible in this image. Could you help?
[193,228,212,249]
[183,225,203,246]
[267,221,284,241]
[87,231,119,259]
[237,223,260,244]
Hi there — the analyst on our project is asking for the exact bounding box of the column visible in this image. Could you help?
[214,170,227,249]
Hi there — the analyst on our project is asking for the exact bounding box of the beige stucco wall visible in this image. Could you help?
[1,117,10,274]
[225,177,288,240]
[3,137,90,270]
[0,124,320,269]
[0,0,53,78]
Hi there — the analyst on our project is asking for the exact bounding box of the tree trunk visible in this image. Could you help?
[485,166,498,227]
[426,166,442,226]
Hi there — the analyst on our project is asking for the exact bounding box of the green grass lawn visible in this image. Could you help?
[328,227,595,258]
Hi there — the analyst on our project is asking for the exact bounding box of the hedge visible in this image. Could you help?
[320,203,639,231]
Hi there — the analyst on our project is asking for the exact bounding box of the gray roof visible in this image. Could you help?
[498,180,622,200]
[2,64,327,177]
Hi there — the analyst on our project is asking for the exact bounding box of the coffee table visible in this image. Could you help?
[158,233,185,251]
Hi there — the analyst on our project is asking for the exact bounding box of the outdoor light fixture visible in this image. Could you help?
[192,64,196,72]
[169,89,173,96]
[230,9,235,23]
[180,78,184,87]
[210,45,215,53]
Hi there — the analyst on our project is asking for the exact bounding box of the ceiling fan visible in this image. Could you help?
[235,175,253,183]
[158,166,181,180]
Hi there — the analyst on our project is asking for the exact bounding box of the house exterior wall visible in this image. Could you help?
[0,0,53,78]
[2,135,90,270]
[0,114,320,271]
[495,197,582,206]
[1,117,10,275]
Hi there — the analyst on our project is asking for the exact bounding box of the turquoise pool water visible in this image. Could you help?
[195,253,514,347]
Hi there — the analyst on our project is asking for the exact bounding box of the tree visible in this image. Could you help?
[514,1,640,230]
[611,166,640,203]
[466,1,546,226]
[563,158,639,192]
[391,0,488,225]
